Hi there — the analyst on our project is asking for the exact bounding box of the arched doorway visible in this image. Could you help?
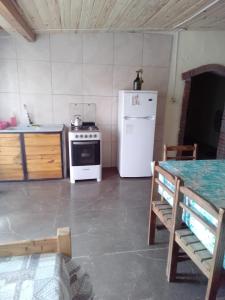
[178,64,225,159]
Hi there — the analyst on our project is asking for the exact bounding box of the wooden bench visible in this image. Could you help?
[148,161,182,245]
[167,186,225,300]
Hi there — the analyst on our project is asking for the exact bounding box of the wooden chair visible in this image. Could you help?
[148,161,182,245]
[163,144,198,161]
[167,186,225,300]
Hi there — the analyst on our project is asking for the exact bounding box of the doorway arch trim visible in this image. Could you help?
[178,64,225,144]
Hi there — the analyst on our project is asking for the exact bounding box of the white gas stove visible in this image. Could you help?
[68,123,102,183]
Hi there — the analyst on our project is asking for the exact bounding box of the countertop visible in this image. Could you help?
[0,124,65,133]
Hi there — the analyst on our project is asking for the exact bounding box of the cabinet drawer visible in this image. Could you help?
[0,147,21,156]
[0,134,20,146]
[24,134,60,146]
[25,134,61,155]
[24,133,63,179]
[26,155,62,178]
[26,154,61,163]
[27,155,62,172]
[0,168,23,180]
[25,146,61,155]
[28,170,62,179]
[0,155,21,164]
[0,134,23,180]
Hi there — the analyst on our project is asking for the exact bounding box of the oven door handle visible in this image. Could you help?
[72,141,99,145]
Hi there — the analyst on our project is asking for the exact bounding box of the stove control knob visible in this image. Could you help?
[75,134,79,138]
[80,134,83,138]
[89,134,92,138]
[94,134,97,138]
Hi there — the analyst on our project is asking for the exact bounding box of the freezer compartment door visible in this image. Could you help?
[123,92,157,117]
[119,116,156,177]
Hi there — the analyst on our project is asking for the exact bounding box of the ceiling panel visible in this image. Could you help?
[2,0,225,33]
[183,1,225,30]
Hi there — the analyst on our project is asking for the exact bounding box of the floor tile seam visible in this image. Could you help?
[65,205,148,214]
[102,246,168,256]
[72,246,169,260]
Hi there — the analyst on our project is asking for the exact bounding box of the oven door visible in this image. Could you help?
[71,140,100,166]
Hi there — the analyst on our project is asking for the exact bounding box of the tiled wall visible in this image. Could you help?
[0,32,172,166]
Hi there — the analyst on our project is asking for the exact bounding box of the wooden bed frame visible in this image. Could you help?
[0,227,71,257]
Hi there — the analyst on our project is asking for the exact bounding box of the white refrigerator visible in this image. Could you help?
[117,90,157,177]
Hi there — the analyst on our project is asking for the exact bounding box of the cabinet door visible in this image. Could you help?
[0,134,23,180]
[24,133,62,179]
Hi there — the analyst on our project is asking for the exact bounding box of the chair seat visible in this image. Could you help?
[175,228,213,277]
[152,200,173,230]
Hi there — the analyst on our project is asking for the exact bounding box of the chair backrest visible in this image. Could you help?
[148,162,182,244]
[163,144,198,161]
[178,186,220,232]
[151,161,181,205]
[173,185,225,277]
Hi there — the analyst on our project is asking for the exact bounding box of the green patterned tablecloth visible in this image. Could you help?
[159,159,225,266]
[160,159,225,209]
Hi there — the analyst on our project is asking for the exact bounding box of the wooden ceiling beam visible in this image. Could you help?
[0,0,36,42]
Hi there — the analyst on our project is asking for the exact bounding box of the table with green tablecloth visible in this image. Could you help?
[159,159,225,267]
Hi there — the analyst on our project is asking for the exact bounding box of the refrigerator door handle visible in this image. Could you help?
[124,116,155,120]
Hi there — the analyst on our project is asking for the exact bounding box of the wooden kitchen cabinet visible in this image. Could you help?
[0,134,24,180]
[24,133,63,180]
[0,126,66,181]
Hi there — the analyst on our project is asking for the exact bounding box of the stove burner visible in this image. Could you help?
[72,126,80,131]
[71,124,99,131]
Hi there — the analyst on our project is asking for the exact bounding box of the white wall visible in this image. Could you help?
[164,31,225,145]
[0,32,172,166]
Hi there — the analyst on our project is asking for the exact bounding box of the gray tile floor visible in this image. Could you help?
[1,168,225,299]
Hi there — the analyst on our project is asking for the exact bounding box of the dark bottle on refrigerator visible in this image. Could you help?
[133,70,143,90]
